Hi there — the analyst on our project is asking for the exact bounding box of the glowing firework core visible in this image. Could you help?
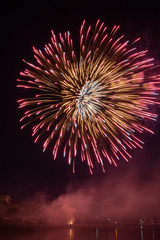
[76,80,101,121]
[17,19,160,174]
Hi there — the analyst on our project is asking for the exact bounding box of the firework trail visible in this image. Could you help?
[17,20,160,174]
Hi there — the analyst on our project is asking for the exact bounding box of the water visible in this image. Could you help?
[0,225,160,240]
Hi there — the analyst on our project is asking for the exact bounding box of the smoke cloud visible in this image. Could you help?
[7,161,159,224]
[2,159,160,225]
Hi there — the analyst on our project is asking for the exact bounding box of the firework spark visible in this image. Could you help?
[17,20,160,173]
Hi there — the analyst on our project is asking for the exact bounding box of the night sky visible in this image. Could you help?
[1,0,160,210]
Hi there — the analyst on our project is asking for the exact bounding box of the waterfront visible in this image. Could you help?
[0,223,160,240]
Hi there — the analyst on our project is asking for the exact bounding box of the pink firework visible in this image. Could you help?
[17,20,160,174]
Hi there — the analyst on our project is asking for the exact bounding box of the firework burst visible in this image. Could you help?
[17,20,160,174]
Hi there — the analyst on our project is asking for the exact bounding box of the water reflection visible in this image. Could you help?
[96,227,98,238]
[69,228,73,239]
[0,225,159,240]
[151,220,155,240]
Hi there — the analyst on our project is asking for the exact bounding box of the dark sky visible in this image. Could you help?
[1,0,160,204]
